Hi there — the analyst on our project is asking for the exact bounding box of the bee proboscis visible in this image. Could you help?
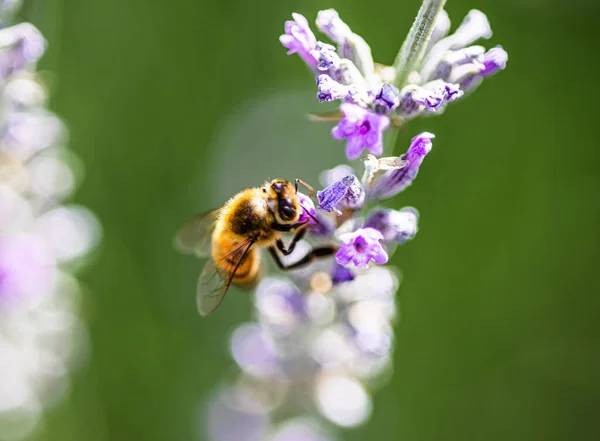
[174,179,336,316]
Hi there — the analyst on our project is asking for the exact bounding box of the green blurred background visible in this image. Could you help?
[21,0,600,439]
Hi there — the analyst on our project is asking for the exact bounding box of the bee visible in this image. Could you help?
[174,179,336,316]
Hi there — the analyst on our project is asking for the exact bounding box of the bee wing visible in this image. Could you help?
[174,209,220,258]
[196,237,256,316]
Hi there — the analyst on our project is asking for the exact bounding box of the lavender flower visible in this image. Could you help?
[203,5,506,441]
[316,9,374,80]
[317,174,364,215]
[0,23,46,79]
[297,191,317,225]
[336,227,388,268]
[310,42,340,72]
[280,13,318,69]
[373,83,400,113]
[0,234,55,304]
[331,263,355,284]
[417,10,507,97]
[316,74,352,102]
[368,132,434,200]
[332,103,389,160]
[315,9,352,45]
[365,207,419,244]
[0,6,101,438]
[481,45,508,76]
[280,8,506,150]
[205,268,399,439]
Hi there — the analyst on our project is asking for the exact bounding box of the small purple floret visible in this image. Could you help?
[310,42,340,72]
[397,83,461,118]
[317,174,364,215]
[297,192,317,225]
[365,207,419,244]
[451,9,492,48]
[331,263,355,284]
[368,132,434,200]
[279,13,318,69]
[332,103,390,160]
[0,23,46,79]
[336,227,388,269]
[480,45,508,76]
[316,74,350,102]
[443,82,464,101]
[316,9,351,44]
[373,83,400,113]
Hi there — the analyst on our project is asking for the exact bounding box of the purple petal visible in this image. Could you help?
[358,227,383,242]
[332,104,390,160]
[368,133,434,200]
[371,247,389,265]
[331,263,355,284]
[335,246,354,266]
[373,83,400,113]
[339,102,367,120]
[335,228,388,269]
[365,207,419,244]
[291,12,310,29]
[297,192,317,225]
[0,23,46,79]
[316,9,351,44]
[310,42,340,72]
[345,136,364,160]
[280,13,318,69]
[480,45,508,76]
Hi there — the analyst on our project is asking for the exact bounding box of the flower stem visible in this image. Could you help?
[383,127,400,157]
[393,0,447,89]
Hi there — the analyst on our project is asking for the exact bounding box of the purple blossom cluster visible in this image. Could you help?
[0,4,101,438]
[208,268,399,441]
[280,8,507,160]
[205,4,506,440]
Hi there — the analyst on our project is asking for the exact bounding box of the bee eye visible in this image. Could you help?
[272,182,283,192]
[278,201,296,221]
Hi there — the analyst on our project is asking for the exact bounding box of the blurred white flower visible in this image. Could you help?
[0,8,100,440]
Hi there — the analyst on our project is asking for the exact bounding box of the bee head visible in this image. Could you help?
[265,179,300,225]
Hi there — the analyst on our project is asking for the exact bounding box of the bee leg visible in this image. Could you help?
[276,227,307,256]
[268,245,337,271]
[294,179,315,197]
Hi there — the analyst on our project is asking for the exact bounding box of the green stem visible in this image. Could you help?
[383,127,400,157]
[393,0,447,89]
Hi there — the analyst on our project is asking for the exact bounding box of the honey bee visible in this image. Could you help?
[174,179,335,316]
